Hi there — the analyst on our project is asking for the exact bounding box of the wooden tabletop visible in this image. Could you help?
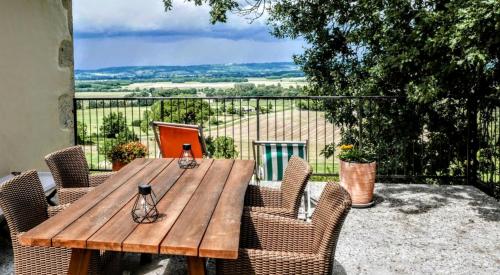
[19,158,255,260]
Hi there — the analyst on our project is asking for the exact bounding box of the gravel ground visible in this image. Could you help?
[0,182,498,274]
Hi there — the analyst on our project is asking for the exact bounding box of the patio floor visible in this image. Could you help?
[1,183,499,274]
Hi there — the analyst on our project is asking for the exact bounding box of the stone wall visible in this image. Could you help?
[0,0,74,175]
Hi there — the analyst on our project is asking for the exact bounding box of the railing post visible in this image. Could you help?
[256,98,260,141]
[73,98,78,145]
[466,96,479,186]
[160,100,165,121]
[358,98,363,148]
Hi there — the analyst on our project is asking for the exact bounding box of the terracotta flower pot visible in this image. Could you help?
[340,160,376,206]
[112,161,127,171]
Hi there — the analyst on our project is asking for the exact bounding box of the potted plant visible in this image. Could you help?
[338,144,376,207]
[107,141,148,171]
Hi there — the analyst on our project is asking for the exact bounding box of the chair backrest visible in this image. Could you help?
[311,182,351,258]
[151,122,207,158]
[45,146,90,189]
[253,140,308,181]
[0,170,48,235]
[280,156,312,214]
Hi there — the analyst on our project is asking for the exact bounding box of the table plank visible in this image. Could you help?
[122,159,213,253]
[18,159,151,247]
[160,159,234,256]
[199,160,255,259]
[52,159,172,248]
[87,159,186,251]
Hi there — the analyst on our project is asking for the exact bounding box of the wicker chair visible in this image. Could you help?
[0,170,120,275]
[217,182,352,275]
[45,146,115,204]
[244,156,312,219]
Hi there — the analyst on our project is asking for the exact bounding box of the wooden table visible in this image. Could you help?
[19,158,255,275]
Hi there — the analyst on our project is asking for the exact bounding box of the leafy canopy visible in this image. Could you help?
[162,0,499,179]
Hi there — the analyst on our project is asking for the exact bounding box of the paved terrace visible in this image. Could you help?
[1,183,499,274]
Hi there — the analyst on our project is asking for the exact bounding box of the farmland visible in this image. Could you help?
[75,62,341,175]
[76,97,340,174]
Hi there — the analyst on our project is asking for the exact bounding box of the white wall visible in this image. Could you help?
[0,0,74,175]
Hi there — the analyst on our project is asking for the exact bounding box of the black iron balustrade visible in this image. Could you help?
[73,96,499,199]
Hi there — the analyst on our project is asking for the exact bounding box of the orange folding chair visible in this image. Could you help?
[150,122,208,158]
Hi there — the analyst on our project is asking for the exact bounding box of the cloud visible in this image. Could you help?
[74,36,304,69]
[73,0,270,40]
[72,0,305,69]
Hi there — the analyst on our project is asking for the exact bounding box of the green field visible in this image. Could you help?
[77,99,340,174]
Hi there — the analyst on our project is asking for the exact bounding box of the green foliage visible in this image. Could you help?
[76,121,92,145]
[76,62,303,81]
[205,136,239,159]
[209,118,223,125]
[106,141,148,164]
[100,112,128,138]
[131,120,142,127]
[328,144,375,164]
[162,0,238,24]
[140,99,213,132]
[176,0,499,179]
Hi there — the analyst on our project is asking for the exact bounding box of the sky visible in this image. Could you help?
[73,0,304,70]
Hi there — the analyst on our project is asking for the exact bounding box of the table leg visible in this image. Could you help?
[187,256,206,275]
[68,248,92,275]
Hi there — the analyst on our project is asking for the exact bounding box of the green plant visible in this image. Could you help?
[131,119,142,127]
[76,121,92,145]
[205,136,239,159]
[140,99,212,132]
[100,112,128,138]
[106,141,148,164]
[330,144,375,164]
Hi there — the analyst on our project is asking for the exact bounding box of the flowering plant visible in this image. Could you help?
[337,144,375,163]
[107,142,148,164]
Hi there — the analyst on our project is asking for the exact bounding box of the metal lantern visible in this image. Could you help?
[178,143,197,169]
[131,184,159,223]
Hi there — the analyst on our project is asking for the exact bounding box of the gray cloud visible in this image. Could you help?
[75,36,304,70]
[73,0,304,69]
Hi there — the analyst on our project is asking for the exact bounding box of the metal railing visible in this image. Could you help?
[74,96,499,197]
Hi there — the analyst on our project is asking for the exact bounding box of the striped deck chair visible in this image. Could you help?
[252,140,311,217]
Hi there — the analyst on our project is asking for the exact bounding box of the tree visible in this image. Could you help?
[206,136,239,159]
[166,0,500,178]
[100,112,128,138]
[140,99,213,132]
[76,121,91,145]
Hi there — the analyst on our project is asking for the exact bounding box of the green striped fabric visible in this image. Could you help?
[262,143,307,181]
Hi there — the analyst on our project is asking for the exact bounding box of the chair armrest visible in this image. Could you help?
[47,204,70,217]
[244,206,296,219]
[244,185,282,208]
[217,249,322,274]
[240,211,314,254]
[89,172,115,187]
[58,187,94,204]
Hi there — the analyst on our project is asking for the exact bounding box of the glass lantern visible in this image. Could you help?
[131,184,159,223]
[178,143,197,169]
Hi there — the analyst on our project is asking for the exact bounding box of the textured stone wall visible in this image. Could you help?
[0,0,74,175]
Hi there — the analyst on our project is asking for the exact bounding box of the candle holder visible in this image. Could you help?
[178,143,197,169]
[131,184,159,223]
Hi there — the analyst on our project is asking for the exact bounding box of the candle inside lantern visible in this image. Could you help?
[178,143,197,169]
[131,184,159,223]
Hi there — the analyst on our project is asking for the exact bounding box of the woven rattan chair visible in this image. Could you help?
[0,170,120,275]
[45,146,115,204]
[244,155,312,219]
[217,182,351,275]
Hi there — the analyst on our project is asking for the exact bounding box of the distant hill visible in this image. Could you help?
[75,62,304,81]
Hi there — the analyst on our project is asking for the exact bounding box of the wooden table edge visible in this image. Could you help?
[198,248,238,260]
